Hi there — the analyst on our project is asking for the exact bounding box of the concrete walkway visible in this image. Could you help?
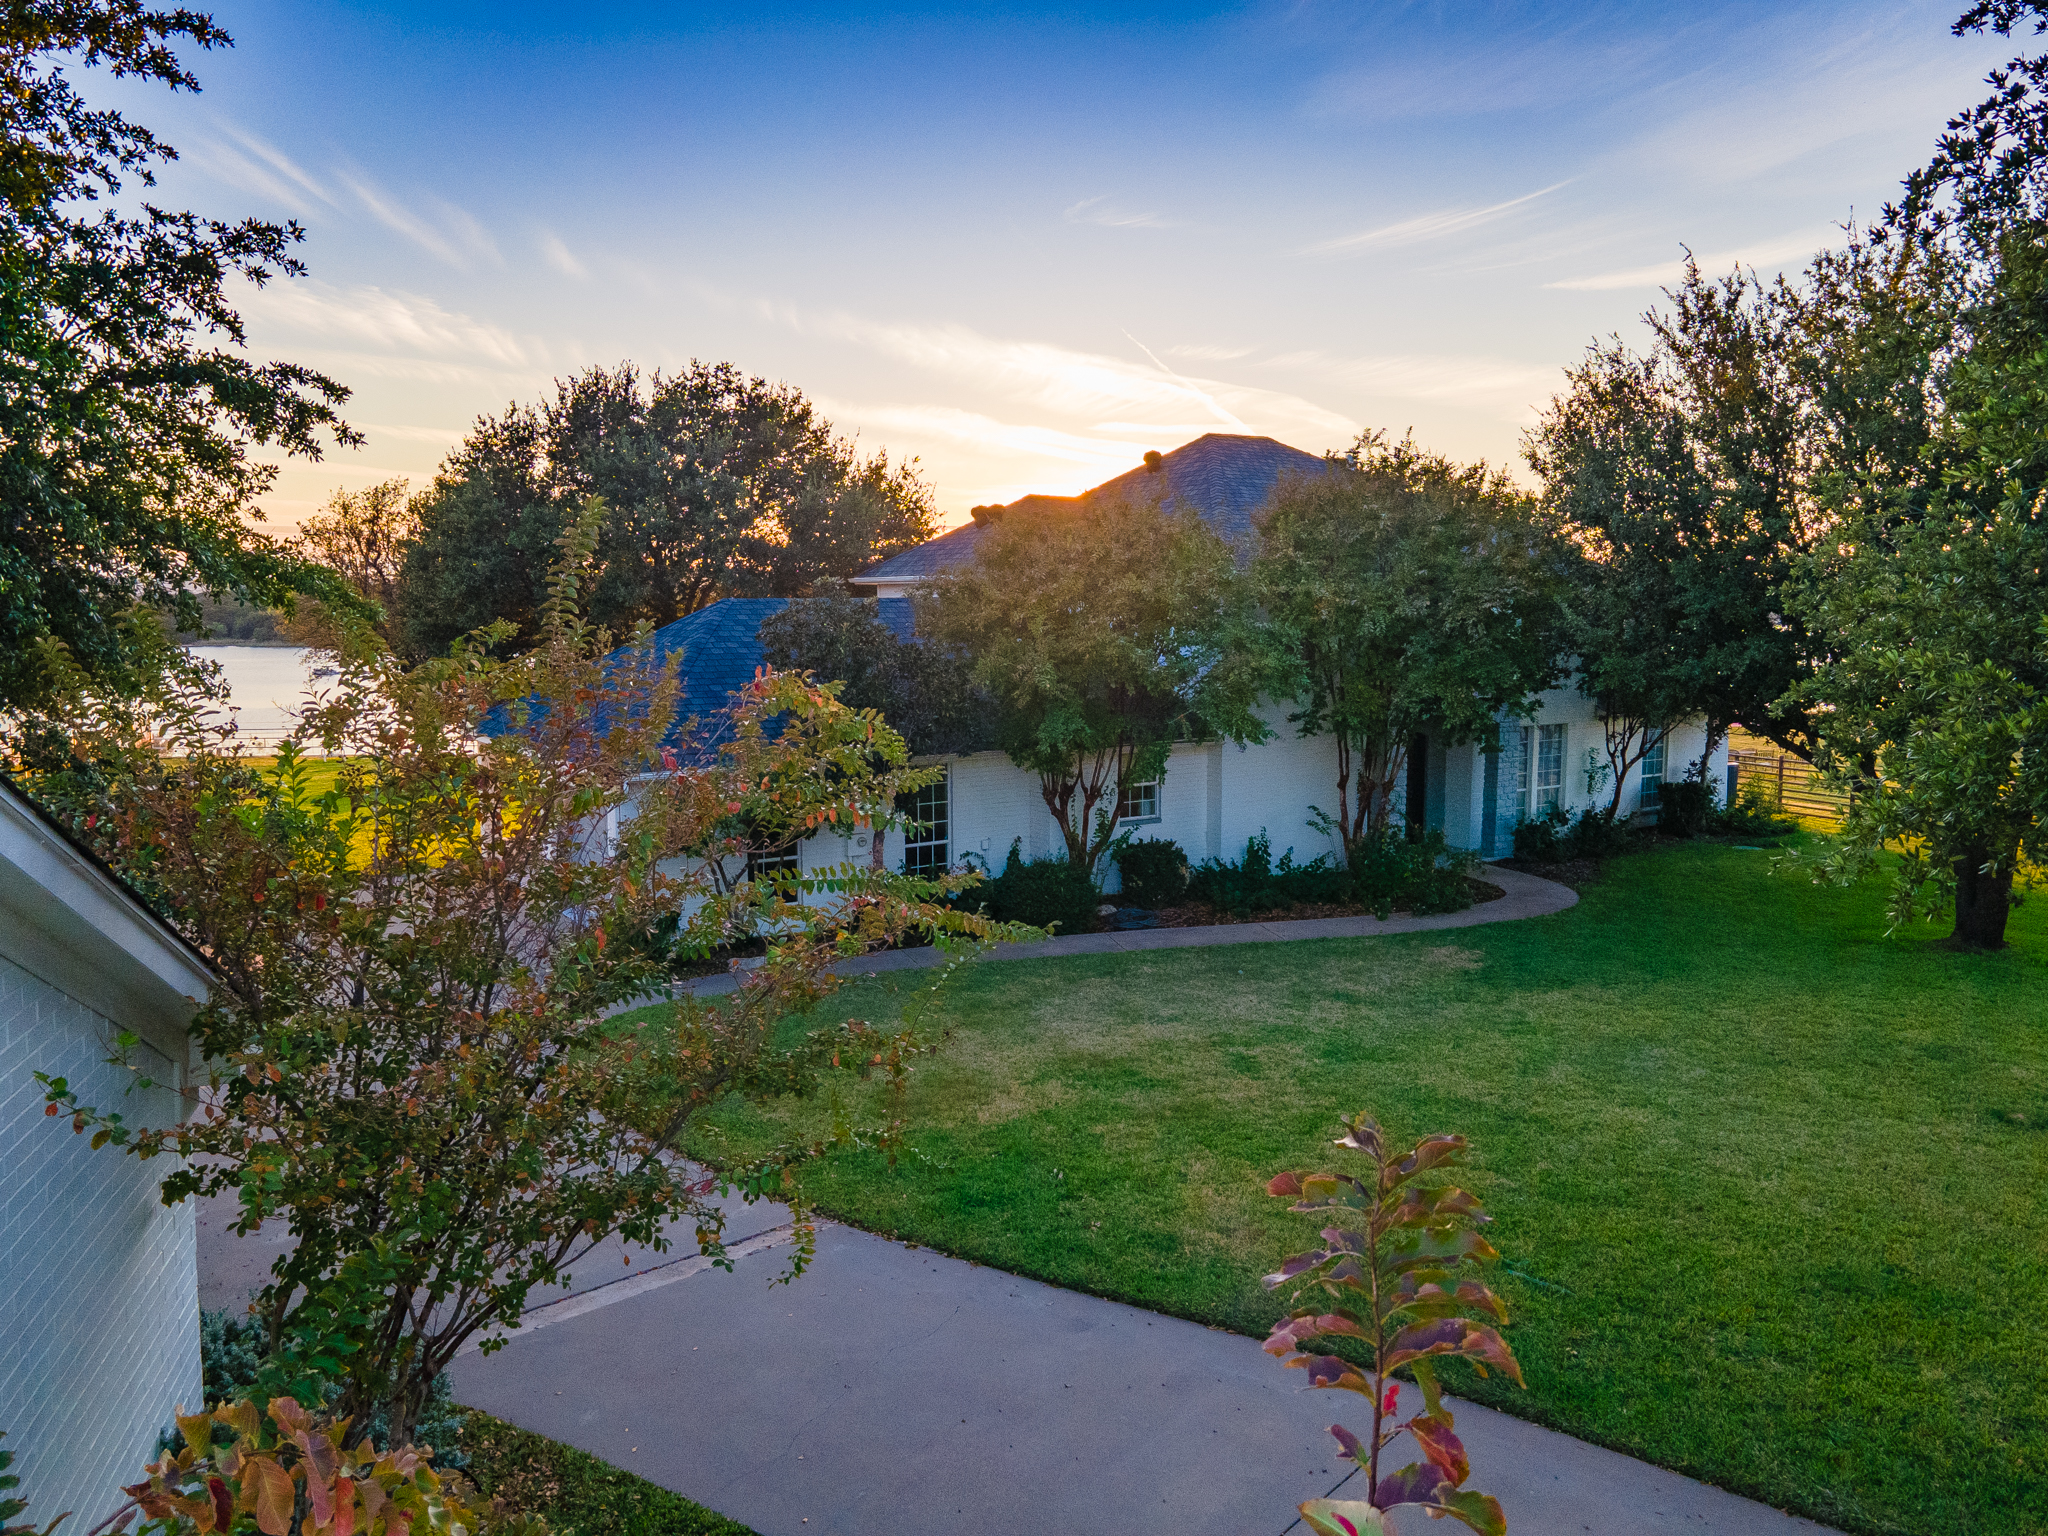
[196,869,1836,1535]
[199,1187,1833,1536]
[435,1213,1830,1536]
[672,863,1577,999]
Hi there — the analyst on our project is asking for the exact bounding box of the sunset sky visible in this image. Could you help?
[106,1,2009,528]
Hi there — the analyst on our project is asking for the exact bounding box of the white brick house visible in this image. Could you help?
[0,779,212,1528]
[621,435,1726,890]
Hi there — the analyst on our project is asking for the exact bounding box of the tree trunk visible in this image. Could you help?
[1946,847,2013,951]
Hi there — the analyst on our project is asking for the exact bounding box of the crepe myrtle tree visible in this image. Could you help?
[916,491,1253,873]
[27,502,1029,1447]
[1262,1112,1525,1536]
[1249,433,1563,865]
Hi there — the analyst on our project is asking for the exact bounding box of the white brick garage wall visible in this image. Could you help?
[0,957,199,1529]
[0,785,211,1533]
[0,962,201,1531]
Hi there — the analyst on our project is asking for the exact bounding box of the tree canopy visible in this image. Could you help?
[1527,0,2048,947]
[917,492,1246,871]
[1781,2,2048,950]
[1250,433,1563,861]
[25,505,1025,1443]
[286,479,419,650]
[757,581,991,760]
[0,1,357,707]
[395,363,935,656]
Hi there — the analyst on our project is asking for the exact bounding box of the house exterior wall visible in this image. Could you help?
[0,953,199,1530]
[646,685,1731,901]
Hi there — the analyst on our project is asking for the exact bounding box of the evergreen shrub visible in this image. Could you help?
[1657,778,1716,837]
[1114,837,1189,907]
[977,841,1099,933]
[1187,830,1475,920]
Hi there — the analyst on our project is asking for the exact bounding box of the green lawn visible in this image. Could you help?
[642,843,2047,1535]
[460,1411,757,1536]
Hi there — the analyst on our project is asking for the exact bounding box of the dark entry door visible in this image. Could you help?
[1406,733,1429,840]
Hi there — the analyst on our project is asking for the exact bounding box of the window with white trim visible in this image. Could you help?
[747,842,800,881]
[1511,725,1532,822]
[1116,778,1159,822]
[898,773,950,876]
[1535,724,1566,813]
[1640,734,1665,811]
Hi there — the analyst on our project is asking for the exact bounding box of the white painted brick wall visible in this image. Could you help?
[0,954,199,1530]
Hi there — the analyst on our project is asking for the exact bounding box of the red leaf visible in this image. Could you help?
[1406,1413,1470,1486]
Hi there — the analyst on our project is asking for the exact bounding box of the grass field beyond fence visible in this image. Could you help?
[637,842,2048,1535]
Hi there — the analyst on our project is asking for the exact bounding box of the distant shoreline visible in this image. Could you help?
[179,639,302,649]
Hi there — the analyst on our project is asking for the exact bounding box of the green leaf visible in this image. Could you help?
[1298,1499,1390,1536]
[1431,1487,1508,1536]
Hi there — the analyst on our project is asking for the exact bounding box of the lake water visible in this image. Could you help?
[184,646,323,745]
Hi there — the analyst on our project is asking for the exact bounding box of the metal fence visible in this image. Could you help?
[1726,730,1850,826]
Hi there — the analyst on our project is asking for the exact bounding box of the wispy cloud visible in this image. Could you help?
[1547,228,1839,291]
[1262,349,1565,425]
[1307,182,1570,257]
[340,171,501,270]
[353,421,468,445]
[822,400,1157,469]
[538,230,588,278]
[801,311,1354,438]
[240,279,538,366]
[1165,343,1254,362]
[1064,195,1170,229]
[1122,329,1245,428]
[190,122,335,214]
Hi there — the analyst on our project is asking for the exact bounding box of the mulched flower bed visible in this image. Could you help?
[1118,875,1506,930]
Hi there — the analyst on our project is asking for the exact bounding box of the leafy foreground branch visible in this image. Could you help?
[1263,1113,1524,1536]
[20,501,1033,1447]
[0,1396,550,1536]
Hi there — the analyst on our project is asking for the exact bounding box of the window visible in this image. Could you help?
[898,772,950,876]
[1511,726,1532,822]
[1535,724,1566,813]
[1116,778,1159,822]
[1640,734,1665,811]
[746,842,799,881]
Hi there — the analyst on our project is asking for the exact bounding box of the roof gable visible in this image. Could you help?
[858,432,1330,585]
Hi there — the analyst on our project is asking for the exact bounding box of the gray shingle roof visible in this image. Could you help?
[637,597,915,748]
[857,432,1330,585]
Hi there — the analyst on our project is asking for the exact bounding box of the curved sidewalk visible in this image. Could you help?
[675,863,1577,999]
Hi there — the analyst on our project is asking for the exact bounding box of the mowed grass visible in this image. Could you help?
[636,843,2048,1535]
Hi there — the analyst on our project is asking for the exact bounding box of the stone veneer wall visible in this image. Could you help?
[0,953,199,1527]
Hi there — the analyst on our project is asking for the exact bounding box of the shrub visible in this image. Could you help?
[1657,778,1716,838]
[196,1311,466,1469]
[1188,829,1475,919]
[1563,805,1633,860]
[1263,1110,1524,1536]
[119,1396,546,1536]
[1114,836,1189,907]
[1510,806,1568,862]
[1348,829,1479,919]
[1189,831,1340,915]
[1511,805,1633,862]
[978,841,1100,933]
[1717,781,1798,837]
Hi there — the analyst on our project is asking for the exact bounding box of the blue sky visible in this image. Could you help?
[108,1,2011,525]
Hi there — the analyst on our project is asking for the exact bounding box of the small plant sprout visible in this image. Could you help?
[1263,1111,1524,1536]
